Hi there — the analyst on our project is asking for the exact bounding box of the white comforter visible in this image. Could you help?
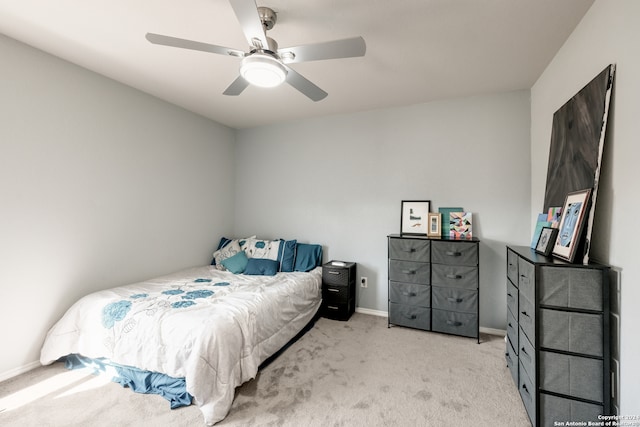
[40,266,322,425]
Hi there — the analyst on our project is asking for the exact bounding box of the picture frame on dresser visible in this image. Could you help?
[427,213,441,237]
[552,188,591,262]
[535,227,558,256]
[400,200,430,235]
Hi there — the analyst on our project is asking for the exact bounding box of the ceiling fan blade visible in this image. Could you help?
[222,76,250,96]
[228,0,269,50]
[146,33,245,57]
[279,36,366,64]
[284,66,328,102]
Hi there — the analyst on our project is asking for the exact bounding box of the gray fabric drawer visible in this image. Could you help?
[507,279,518,318]
[518,327,536,381]
[539,266,603,311]
[389,260,430,284]
[539,351,603,402]
[506,338,518,387]
[431,264,478,290]
[540,309,603,357]
[519,362,536,426]
[518,258,535,303]
[506,310,518,354]
[432,286,477,313]
[389,281,430,307]
[389,238,430,261]
[540,393,603,424]
[431,309,477,338]
[389,302,430,330]
[507,249,519,286]
[519,292,535,346]
[431,241,478,266]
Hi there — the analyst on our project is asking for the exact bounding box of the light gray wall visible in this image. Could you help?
[530,0,639,414]
[0,35,236,378]
[234,91,531,330]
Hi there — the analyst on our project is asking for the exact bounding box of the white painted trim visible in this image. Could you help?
[480,327,506,336]
[0,360,41,382]
[355,307,388,317]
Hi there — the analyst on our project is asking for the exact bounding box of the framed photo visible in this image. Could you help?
[535,227,558,256]
[427,213,441,237]
[449,211,472,239]
[439,207,463,237]
[552,188,592,262]
[400,200,430,235]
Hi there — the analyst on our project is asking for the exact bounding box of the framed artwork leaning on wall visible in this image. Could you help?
[535,227,558,256]
[400,200,430,235]
[427,213,441,237]
[552,188,591,263]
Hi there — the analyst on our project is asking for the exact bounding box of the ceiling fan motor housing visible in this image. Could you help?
[258,7,277,30]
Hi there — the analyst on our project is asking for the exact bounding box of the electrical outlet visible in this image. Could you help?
[360,277,368,288]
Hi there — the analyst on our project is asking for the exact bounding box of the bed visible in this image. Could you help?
[40,237,323,425]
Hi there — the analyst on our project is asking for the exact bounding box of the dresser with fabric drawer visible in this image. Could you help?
[506,245,611,426]
[431,240,479,341]
[505,247,520,387]
[388,235,432,331]
[387,235,480,340]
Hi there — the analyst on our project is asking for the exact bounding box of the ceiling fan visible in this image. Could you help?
[145,0,366,101]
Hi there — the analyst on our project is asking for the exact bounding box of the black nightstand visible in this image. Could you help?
[321,261,356,321]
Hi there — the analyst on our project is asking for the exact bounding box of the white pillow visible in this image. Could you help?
[243,238,282,261]
[212,240,242,271]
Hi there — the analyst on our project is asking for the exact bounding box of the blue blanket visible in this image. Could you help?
[64,354,192,409]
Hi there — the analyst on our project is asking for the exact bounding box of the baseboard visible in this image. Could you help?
[0,360,41,382]
[480,327,506,336]
[355,307,388,317]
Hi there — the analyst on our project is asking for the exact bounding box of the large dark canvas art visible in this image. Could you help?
[543,64,614,263]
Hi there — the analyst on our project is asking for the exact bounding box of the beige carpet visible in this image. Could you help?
[0,313,529,426]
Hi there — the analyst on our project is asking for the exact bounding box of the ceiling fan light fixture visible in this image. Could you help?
[240,53,287,88]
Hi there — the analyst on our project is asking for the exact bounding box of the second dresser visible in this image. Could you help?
[387,234,480,341]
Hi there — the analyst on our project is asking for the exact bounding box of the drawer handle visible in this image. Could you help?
[327,288,340,293]
[401,270,416,275]
[521,310,530,317]
[506,353,512,363]
[446,251,462,257]
[446,274,462,279]
[404,314,418,320]
[507,322,513,330]
[521,383,532,399]
[328,271,340,275]
[521,346,531,361]
[327,305,339,310]
[401,291,417,297]
[402,248,416,253]
[447,297,463,303]
[446,320,463,327]
[507,293,513,298]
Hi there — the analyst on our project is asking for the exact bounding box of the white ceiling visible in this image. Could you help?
[0,0,594,129]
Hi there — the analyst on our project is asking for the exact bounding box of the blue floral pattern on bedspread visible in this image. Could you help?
[102,301,132,328]
[100,278,231,343]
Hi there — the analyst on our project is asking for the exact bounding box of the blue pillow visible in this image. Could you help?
[277,239,297,272]
[294,244,323,272]
[220,251,248,274]
[244,258,279,276]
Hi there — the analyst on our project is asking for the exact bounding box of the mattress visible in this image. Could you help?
[40,265,322,425]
